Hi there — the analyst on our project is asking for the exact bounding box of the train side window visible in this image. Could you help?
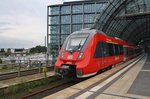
[103,42,109,57]
[94,42,103,58]
[114,44,119,55]
[127,48,130,56]
[119,45,123,54]
[108,43,114,56]
[126,48,128,56]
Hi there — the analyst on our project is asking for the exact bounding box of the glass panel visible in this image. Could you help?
[66,34,89,51]
[145,0,150,11]
[96,3,107,12]
[114,44,119,55]
[84,4,95,13]
[145,0,150,4]
[103,42,109,56]
[137,0,145,12]
[50,44,59,55]
[102,3,108,10]
[50,26,59,34]
[94,42,103,58]
[61,25,70,34]
[108,43,114,56]
[84,14,95,23]
[72,15,83,23]
[61,34,68,44]
[72,5,82,13]
[50,35,59,43]
[61,6,71,14]
[61,15,71,24]
[50,16,59,25]
[50,7,59,15]
[100,12,107,23]
[84,24,93,28]
[72,25,82,32]
[126,1,139,14]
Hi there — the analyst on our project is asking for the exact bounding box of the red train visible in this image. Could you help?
[55,29,142,78]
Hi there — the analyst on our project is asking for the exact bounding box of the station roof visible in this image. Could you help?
[93,0,150,45]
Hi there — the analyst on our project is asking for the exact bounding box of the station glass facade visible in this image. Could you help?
[47,0,109,63]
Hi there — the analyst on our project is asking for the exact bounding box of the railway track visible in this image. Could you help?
[1,55,144,99]
[18,56,143,99]
[18,78,80,99]
[0,66,54,81]
[0,55,142,99]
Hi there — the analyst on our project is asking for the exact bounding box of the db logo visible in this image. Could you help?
[67,55,73,59]
[115,57,119,60]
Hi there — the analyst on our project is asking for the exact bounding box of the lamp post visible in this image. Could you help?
[18,56,21,77]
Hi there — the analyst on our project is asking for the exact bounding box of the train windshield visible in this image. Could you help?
[66,34,89,51]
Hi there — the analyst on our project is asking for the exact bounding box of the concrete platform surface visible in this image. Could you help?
[43,55,149,99]
[128,55,150,97]
[0,71,54,89]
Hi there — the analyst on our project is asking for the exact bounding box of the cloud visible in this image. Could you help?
[0,22,11,26]
[0,0,49,47]
[0,28,12,34]
[0,0,64,48]
[0,22,13,33]
[0,36,38,48]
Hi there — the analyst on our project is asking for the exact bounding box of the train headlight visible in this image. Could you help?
[61,52,64,58]
[78,52,83,59]
[77,70,83,76]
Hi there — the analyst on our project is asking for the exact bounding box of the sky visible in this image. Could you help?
[0,0,65,48]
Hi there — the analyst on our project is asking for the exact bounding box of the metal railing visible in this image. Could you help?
[0,59,53,76]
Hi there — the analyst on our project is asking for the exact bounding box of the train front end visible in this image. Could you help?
[55,31,92,78]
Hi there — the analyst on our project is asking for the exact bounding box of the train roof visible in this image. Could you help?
[70,28,137,48]
[72,28,107,36]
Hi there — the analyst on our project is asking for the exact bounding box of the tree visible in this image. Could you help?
[0,48,5,53]
[7,48,11,54]
[29,45,47,54]
[4,48,11,56]
[0,59,2,64]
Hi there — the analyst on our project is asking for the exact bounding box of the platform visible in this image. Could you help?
[0,71,54,89]
[43,54,150,99]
